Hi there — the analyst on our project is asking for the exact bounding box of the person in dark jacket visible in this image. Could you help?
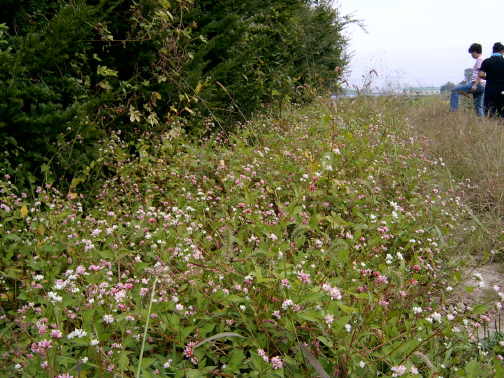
[479,42,504,117]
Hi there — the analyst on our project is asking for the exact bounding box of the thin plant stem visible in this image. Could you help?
[136,278,158,378]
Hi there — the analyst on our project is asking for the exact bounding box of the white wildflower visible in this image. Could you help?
[103,314,114,324]
[67,329,87,339]
[412,306,423,314]
[47,291,62,303]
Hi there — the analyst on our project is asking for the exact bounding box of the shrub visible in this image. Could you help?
[0,0,349,190]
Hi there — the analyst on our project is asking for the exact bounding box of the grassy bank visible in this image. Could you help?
[1,97,502,377]
[408,96,504,261]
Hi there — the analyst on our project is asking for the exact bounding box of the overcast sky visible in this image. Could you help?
[339,0,503,89]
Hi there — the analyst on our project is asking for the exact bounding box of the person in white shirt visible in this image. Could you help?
[450,43,485,117]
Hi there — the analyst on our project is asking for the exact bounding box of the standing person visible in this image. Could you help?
[450,43,486,116]
[479,42,504,117]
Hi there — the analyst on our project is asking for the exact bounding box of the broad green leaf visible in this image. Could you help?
[465,359,481,377]
[297,311,320,323]
[118,352,130,370]
[338,303,357,314]
[317,336,334,348]
[471,304,489,315]
[226,349,245,371]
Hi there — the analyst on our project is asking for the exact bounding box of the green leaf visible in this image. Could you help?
[337,247,349,264]
[453,270,462,282]
[297,311,320,323]
[226,349,245,371]
[118,352,130,370]
[226,295,245,303]
[97,65,118,77]
[3,268,22,280]
[338,303,357,314]
[465,286,476,294]
[465,359,481,377]
[471,304,489,315]
[199,323,215,337]
[317,336,334,348]
[180,326,196,343]
[4,234,21,242]
[141,357,156,368]
[185,370,207,378]
[353,292,371,300]
[97,80,112,90]
[494,358,504,377]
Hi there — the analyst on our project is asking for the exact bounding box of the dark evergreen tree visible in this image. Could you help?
[0,0,349,188]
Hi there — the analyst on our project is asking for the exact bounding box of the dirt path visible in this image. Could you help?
[456,263,504,337]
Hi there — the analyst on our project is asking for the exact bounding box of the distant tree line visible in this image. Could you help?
[440,82,456,93]
[440,67,474,93]
[0,0,350,189]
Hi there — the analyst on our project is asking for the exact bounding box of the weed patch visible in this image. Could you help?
[0,98,501,376]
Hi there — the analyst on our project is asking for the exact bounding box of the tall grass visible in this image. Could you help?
[407,96,504,258]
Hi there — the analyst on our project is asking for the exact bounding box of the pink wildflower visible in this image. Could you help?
[297,271,311,284]
[37,324,48,335]
[324,314,334,326]
[322,284,342,300]
[31,340,52,356]
[391,365,407,377]
[375,274,388,284]
[258,348,269,362]
[270,356,283,370]
[280,279,290,288]
[50,330,63,339]
[184,341,198,365]
[282,299,294,309]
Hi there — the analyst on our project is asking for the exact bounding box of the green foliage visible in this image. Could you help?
[0,0,349,190]
[187,0,347,121]
[0,98,499,376]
